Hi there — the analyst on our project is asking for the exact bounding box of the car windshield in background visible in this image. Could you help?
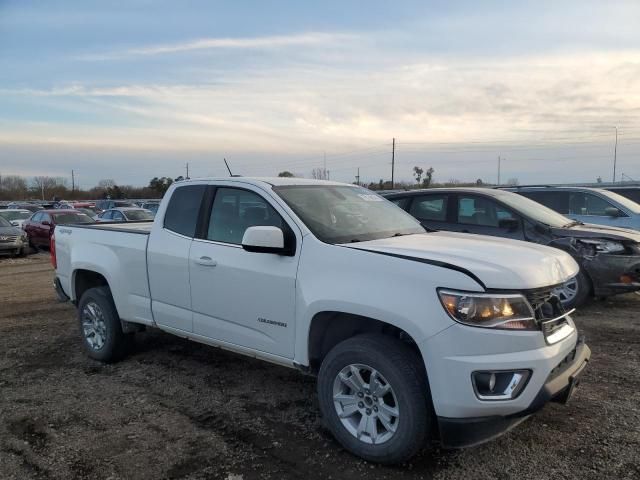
[53,213,95,224]
[125,210,154,221]
[0,211,31,221]
[0,216,12,227]
[599,189,640,214]
[496,191,572,228]
[274,185,425,243]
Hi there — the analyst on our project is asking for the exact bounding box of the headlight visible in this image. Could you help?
[438,289,537,330]
[578,238,625,254]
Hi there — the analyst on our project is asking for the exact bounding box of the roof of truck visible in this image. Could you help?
[186,177,351,187]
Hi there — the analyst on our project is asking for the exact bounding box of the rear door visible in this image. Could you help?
[147,184,207,333]
[189,184,300,358]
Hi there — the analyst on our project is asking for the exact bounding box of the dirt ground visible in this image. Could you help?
[0,254,638,480]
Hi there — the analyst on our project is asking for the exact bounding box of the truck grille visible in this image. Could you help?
[524,285,558,317]
[0,235,18,243]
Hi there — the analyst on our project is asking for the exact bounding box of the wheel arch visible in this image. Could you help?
[306,311,425,374]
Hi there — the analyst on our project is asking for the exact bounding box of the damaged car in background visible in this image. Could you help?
[383,188,640,308]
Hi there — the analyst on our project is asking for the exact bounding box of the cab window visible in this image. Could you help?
[163,185,206,237]
[207,188,284,245]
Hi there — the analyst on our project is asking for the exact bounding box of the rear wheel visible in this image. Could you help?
[317,334,431,464]
[553,269,591,309]
[78,286,133,362]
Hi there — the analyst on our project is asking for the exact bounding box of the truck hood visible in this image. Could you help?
[345,232,579,290]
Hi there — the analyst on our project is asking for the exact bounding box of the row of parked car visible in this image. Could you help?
[382,185,640,308]
[0,198,160,258]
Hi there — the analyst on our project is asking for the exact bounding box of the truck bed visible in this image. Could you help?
[63,221,153,234]
[54,221,154,325]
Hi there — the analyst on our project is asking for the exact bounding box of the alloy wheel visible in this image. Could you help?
[332,364,400,445]
[81,302,107,350]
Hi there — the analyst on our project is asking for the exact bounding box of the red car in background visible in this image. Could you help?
[23,209,95,249]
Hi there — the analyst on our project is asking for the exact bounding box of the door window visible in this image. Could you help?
[207,188,284,244]
[41,213,52,224]
[520,191,570,214]
[457,196,516,227]
[31,212,43,222]
[163,185,206,237]
[568,192,615,216]
[409,195,448,221]
[112,211,125,222]
[101,211,113,220]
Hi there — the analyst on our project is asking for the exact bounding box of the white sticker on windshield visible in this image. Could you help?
[357,194,383,202]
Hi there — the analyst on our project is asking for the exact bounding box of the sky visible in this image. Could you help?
[1,0,640,188]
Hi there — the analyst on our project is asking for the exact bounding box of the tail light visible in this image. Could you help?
[50,232,57,269]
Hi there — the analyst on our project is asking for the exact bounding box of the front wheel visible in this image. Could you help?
[77,286,133,363]
[553,269,591,309]
[317,334,431,464]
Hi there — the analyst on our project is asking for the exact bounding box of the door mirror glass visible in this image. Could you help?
[242,226,285,254]
[604,207,623,217]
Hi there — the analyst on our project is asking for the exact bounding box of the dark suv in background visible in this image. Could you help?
[382,188,640,308]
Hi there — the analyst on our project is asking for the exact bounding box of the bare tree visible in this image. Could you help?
[506,177,519,186]
[311,168,328,180]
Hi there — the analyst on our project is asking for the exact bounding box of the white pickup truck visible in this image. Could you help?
[52,177,590,464]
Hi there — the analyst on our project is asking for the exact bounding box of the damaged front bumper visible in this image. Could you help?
[583,253,640,296]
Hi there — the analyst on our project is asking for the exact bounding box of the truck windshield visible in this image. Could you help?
[274,185,425,244]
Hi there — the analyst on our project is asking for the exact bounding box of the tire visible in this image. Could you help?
[77,286,133,363]
[317,334,431,464]
[554,269,591,309]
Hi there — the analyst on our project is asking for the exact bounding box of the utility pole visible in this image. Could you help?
[186,162,190,179]
[323,151,327,180]
[71,170,75,195]
[355,167,360,186]
[391,138,396,189]
[612,126,618,183]
[497,156,502,185]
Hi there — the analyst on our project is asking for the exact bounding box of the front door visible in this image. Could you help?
[451,194,526,240]
[189,186,299,358]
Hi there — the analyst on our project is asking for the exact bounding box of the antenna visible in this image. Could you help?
[224,158,233,176]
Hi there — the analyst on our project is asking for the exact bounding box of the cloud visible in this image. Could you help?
[76,32,358,61]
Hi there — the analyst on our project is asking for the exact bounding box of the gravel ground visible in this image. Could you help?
[0,254,638,480]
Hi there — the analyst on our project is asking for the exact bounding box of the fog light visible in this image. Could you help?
[472,370,531,400]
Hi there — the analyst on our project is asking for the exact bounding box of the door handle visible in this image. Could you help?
[195,256,217,267]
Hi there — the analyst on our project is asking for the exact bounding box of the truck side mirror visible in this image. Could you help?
[242,226,287,254]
